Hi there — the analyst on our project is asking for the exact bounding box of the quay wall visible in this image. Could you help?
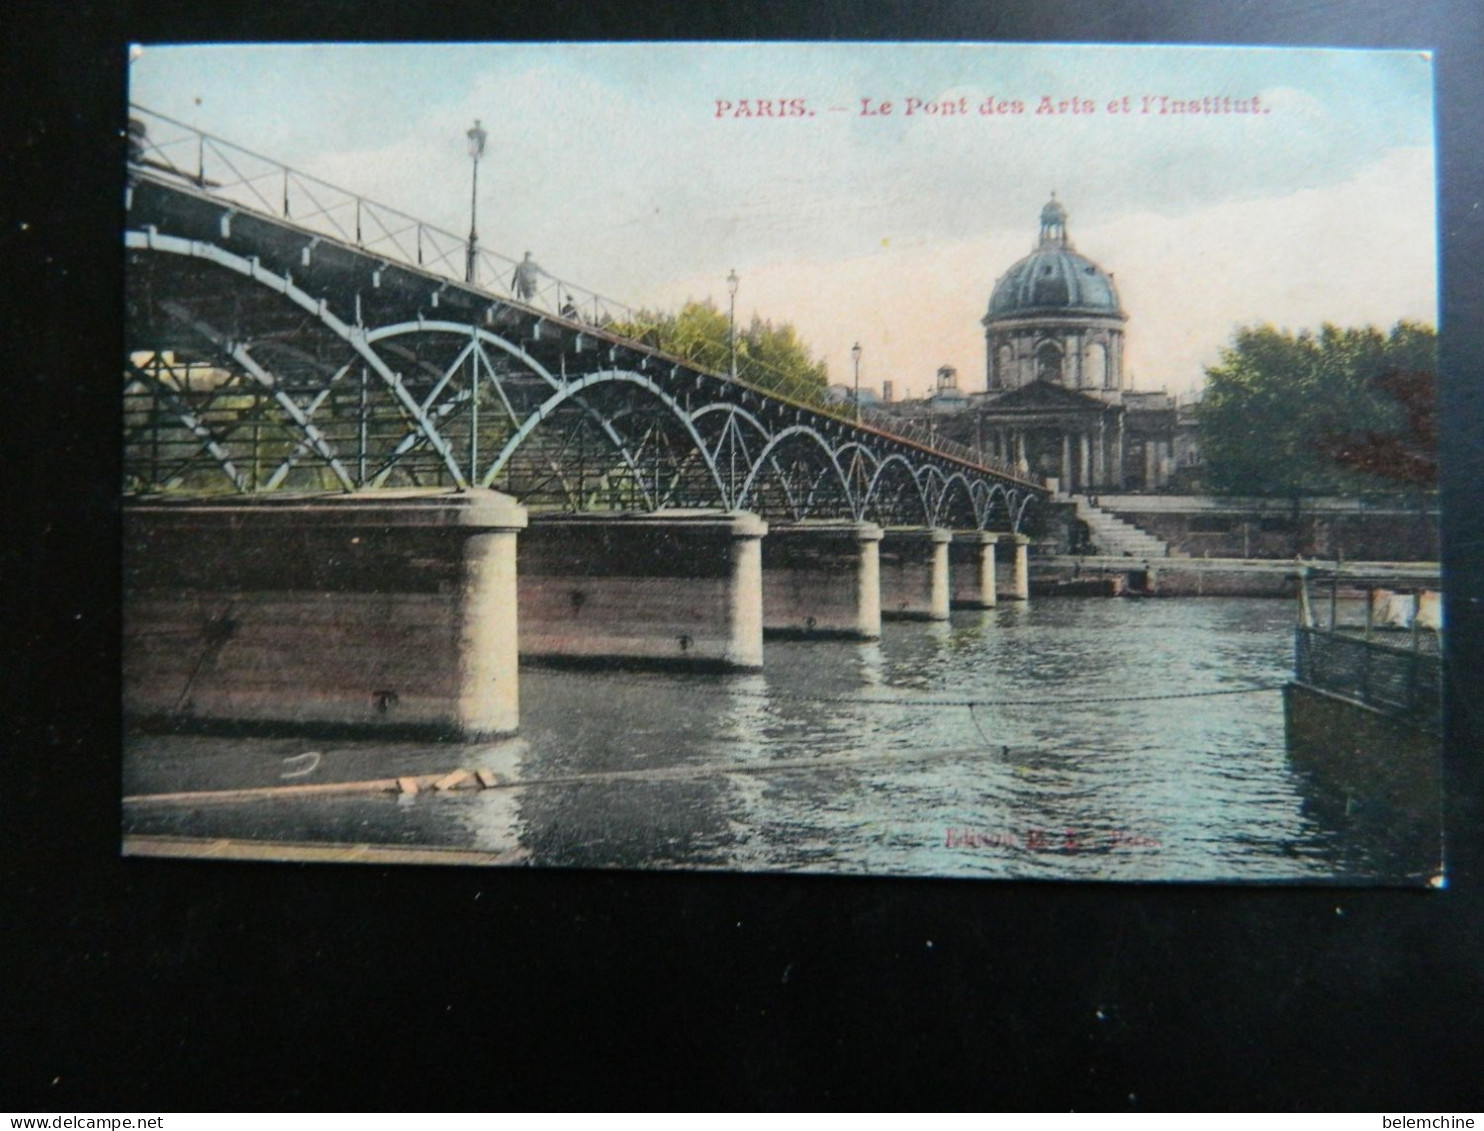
[1084,495,1440,561]
[1031,557,1301,597]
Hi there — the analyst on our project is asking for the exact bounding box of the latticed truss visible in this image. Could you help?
[124,173,1042,533]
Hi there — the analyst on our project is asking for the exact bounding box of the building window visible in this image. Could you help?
[1036,342,1063,384]
[1084,342,1107,388]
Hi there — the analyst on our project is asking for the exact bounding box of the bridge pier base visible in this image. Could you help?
[762,520,883,640]
[123,490,528,739]
[950,532,1000,609]
[1002,533,1032,601]
[879,527,952,621]
[518,510,767,671]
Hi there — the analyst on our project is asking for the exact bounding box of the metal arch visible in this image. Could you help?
[126,230,469,487]
[511,394,704,512]
[366,319,562,392]
[388,338,689,511]
[357,337,486,485]
[151,300,359,491]
[366,319,657,496]
[834,438,883,503]
[834,438,884,474]
[124,358,249,490]
[469,337,654,501]
[1011,489,1036,533]
[979,480,1014,530]
[967,478,996,531]
[226,340,355,490]
[588,404,695,512]
[734,423,854,518]
[689,401,795,511]
[933,470,980,530]
[916,462,951,523]
[863,452,932,527]
[689,401,773,440]
[478,368,727,502]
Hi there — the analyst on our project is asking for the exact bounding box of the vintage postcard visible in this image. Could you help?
[121,42,1442,883]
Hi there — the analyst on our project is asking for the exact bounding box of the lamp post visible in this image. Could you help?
[465,119,488,284]
[726,268,739,380]
[851,341,863,424]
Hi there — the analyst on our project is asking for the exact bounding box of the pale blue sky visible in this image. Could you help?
[130,42,1437,398]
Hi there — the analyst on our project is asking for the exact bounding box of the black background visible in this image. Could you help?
[6,0,1483,1111]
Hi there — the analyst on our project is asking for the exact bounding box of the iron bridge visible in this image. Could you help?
[124,107,1047,532]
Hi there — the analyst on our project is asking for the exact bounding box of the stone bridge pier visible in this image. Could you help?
[517,510,767,672]
[950,531,1000,609]
[123,490,527,739]
[761,519,884,640]
[1003,533,1031,601]
[878,527,952,621]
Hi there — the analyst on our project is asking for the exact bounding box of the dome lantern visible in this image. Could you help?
[986,197,1124,321]
[1039,192,1069,247]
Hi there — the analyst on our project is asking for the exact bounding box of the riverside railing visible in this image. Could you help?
[125,105,1038,485]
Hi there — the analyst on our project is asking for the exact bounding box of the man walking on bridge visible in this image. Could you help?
[512,251,542,301]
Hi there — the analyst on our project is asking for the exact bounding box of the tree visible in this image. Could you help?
[1318,359,1437,488]
[1199,321,1437,500]
[610,300,828,396]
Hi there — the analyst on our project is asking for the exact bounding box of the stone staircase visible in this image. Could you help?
[1072,497,1181,558]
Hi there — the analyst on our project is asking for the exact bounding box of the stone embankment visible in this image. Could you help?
[1031,556,1441,598]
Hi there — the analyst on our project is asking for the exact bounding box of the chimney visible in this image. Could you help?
[881,379,894,403]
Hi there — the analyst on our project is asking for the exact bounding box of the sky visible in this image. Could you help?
[128,42,1437,400]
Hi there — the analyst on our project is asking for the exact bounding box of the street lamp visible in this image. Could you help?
[726,268,739,380]
[851,341,863,424]
[465,119,488,284]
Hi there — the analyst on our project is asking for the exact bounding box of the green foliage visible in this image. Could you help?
[1198,321,1437,498]
[610,300,828,395]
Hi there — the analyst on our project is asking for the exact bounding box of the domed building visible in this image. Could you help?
[984,195,1126,393]
[970,196,1178,493]
[875,195,1191,495]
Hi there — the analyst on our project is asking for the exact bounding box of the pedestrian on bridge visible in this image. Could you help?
[512,252,543,301]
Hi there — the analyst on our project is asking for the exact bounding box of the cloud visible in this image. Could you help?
[132,44,1436,400]
[651,145,1436,400]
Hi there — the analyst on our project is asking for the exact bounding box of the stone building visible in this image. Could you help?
[886,195,1191,493]
[983,194,1126,396]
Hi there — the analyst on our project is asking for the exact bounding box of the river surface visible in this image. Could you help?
[123,597,1443,885]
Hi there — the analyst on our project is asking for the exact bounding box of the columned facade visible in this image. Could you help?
[876,195,1186,493]
[969,381,1126,491]
[969,196,1165,493]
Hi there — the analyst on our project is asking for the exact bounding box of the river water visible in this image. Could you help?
[123,597,1442,885]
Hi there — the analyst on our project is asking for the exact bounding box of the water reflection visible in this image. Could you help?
[123,597,1441,883]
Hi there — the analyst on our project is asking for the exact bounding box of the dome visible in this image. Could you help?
[986,197,1124,320]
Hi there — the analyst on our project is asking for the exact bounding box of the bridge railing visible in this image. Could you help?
[126,104,1038,487]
